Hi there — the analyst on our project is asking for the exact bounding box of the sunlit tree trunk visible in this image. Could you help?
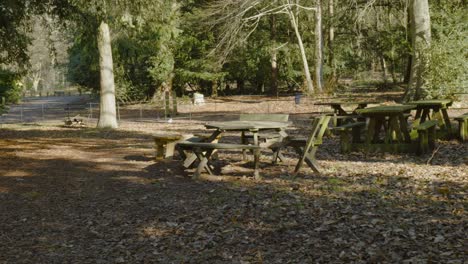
[315,0,324,93]
[328,0,336,79]
[97,21,118,128]
[270,16,278,96]
[286,3,314,93]
[404,0,431,101]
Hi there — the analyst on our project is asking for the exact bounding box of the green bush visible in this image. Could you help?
[0,69,22,104]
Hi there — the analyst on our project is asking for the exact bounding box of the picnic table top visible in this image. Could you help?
[205,120,290,131]
[355,105,415,116]
[314,101,379,106]
[405,99,453,107]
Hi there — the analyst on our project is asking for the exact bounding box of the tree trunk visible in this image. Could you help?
[97,21,118,128]
[328,0,336,79]
[287,5,314,93]
[404,0,431,102]
[315,0,324,93]
[270,16,278,96]
[211,80,218,97]
[403,5,412,83]
[379,54,388,84]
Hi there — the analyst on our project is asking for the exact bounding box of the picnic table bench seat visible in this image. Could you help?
[153,133,199,160]
[455,113,468,141]
[413,120,438,154]
[176,141,262,179]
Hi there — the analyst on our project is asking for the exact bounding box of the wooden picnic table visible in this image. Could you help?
[405,99,453,133]
[354,104,417,152]
[180,120,290,178]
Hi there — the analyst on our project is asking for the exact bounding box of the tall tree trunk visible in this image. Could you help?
[211,80,218,97]
[270,16,278,96]
[403,5,412,83]
[97,21,118,128]
[287,5,314,93]
[404,0,431,102]
[328,0,336,79]
[315,0,324,93]
[379,54,388,85]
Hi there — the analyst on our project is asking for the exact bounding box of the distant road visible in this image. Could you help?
[1,95,96,124]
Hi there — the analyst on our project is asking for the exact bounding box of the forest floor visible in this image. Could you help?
[0,91,467,263]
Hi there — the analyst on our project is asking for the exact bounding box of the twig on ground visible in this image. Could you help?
[426,145,442,165]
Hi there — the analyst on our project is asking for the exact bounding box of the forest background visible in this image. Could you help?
[0,0,466,112]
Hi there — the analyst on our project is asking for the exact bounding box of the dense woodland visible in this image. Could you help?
[0,0,467,126]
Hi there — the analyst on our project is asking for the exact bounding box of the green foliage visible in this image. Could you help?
[0,69,23,104]
[427,1,468,97]
[67,27,100,91]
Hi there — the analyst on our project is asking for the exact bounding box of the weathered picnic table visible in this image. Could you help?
[405,99,453,134]
[178,120,290,178]
[353,105,421,153]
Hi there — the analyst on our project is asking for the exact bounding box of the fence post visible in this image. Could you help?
[140,103,143,120]
[20,104,23,122]
[41,104,44,121]
[89,103,93,125]
[189,102,192,120]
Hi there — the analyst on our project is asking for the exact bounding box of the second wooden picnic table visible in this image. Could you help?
[355,104,416,152]
[405,99,453,133]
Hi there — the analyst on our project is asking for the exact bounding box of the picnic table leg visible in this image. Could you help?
[441,108,452,131]
[193,149,214,178]
[388,116,403,143]
[183,130,223,168]
[253,148,261,180]
[241,131,248,160]
[413,108,422,126]
[398,114,411,143]
[373,118,385,143]
[271,128,288,164]
[421,108,430,123]
[366,118,376,146]
[303,147,321,174]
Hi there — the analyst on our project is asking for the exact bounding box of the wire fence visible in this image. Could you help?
[1,95,466,128]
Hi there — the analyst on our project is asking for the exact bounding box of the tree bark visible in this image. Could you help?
[211,80,218,97]
[328,0,336,79]
[270,16,278,96]
[287,4,314,93]
[379,54,388,85]
[315,0,324,93]
[97,21,118,128]
[404,0,431,101]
